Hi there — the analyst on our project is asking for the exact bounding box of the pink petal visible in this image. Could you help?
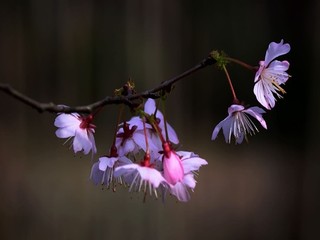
[163,122,179,144]
[90,162,104,185]
[132,131,147,151]
[228,104,245,115]
[144,98,156,115]
[268,60,290,71]
[253,81,272,110]
[211,121,223,140]
[163,150,184,185]
[123,139,139,156]
[264,40,291,66]
[126,117,144,131]
[254,63,265,82]
[212,116,232,142]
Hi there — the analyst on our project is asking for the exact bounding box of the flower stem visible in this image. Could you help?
[112,105,124,147]
[140,110,166,145]
[142,118,151,166]
[142,117,149,154]
[225,57,257,72]
[151,120,166,144]
[222,65,239,103]
[160,98,169,142]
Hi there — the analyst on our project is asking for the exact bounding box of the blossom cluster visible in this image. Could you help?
[53,40,291,202]
[55,99,207,202]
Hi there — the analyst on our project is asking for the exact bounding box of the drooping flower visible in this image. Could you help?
[115,122,144,157]
[54,113,97,155]
[90,155,131,188]
[114,160,167,198]
[254,40,291,109]
[116,98,179,159]
[211,104,267,144]
[166,151,208,202]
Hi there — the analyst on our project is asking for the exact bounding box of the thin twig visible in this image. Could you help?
[0,55,216,114]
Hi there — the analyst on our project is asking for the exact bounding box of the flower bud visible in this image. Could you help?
[162,142,184,185]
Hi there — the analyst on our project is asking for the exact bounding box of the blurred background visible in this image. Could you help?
[0,0,319,239]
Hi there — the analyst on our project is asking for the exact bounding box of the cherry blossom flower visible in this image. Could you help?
[116,119,162,158]
[114,161,167,198]
[161,143,208,202]
[54,113,97,155]
[90,155,131,187]
[115,122,144,157]
[211,104,267,144]
[254,40,291,109]
[166,151,208,202]
[116,98,179,158]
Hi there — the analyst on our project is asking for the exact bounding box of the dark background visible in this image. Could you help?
[0,0,319,239]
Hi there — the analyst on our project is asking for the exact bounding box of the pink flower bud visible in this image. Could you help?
[162,142,184,185]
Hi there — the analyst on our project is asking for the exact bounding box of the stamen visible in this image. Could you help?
[271,80,286,94]
[63,137,72,145]
[129,173,139,192]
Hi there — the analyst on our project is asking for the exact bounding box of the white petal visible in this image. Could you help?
[54,113,80,128]
[137,166,167,188]
[170,182,190,202]
[90,162,104,185]
[87,131,97,154]
[113,164,136,177]
[182,173,197,189]
[177,151,195,159]
[182,157,208,174]
[55,127,77,138]
[114,164,166,188]
[73,129,91,154]
[99,157,118,171]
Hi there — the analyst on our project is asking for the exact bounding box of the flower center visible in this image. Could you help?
[140,153,153,168]
[116,122,138,146]
[79,115,95,129]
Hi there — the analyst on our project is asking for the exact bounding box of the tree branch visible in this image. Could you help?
[0,55,216,114]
